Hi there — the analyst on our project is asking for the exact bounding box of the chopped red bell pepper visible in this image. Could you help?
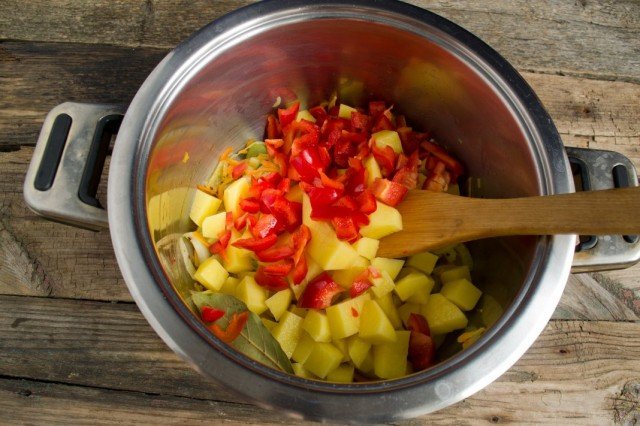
[392,150,419,189]
[225,211,234,229]
[277,177,291,193]
[371,178,408,207]
[231,162,247,180]
[319,170,345,191]
[266,114,281,140]
[254,267,290,291]
[201,306,225,322]
[252,213,284,238]
[303,183,342,207]
[368,101,387,118]
[356,189,377,214]
[209,230,232,255]
[372,114,394,132]
[272,151,289,177]
[259,188,283,214]
[231,233,278,252]
[234,212,250,231]
[240,197,261,214]
[262,259,294,276]
[420,141,464,178]
[291,255,308,285]
[209,311,249,344]
[277,101,300,129]
[371,144,396,177]
[297,272,344,309]
[407,313,431,336]
[265,138,284,150]
[309,105,327,125]
[331,216,359,242]
[255,244,295,262]
[292,224,311,265]
[350,277,372,298]
[350,111,371,131]
[408,330,435,370]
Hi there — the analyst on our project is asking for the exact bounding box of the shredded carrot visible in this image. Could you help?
[197,184,217,196]
[219,147,233,160]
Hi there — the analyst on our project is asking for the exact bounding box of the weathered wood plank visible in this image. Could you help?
[1,295,639,424]
[1,1,638,81]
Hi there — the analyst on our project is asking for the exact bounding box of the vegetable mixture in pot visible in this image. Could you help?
[183,97,485,381]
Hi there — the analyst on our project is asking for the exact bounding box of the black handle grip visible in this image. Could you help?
[34,113,73,191]
[77,114,123,208]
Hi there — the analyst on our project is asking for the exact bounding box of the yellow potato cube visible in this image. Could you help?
[332,338,350,362]
[439,265,472,284]
[372,130,403,154]
[219,276,239,296]
[194,257,228,291]
[302,310,332,342]
[406,287,431,305]
[373,330,410,379]
[290,254,322,300]
[331,257,369,289]
[201,211,227,239]
[364,155,382,187]
[398,302,422,328]
[454,244,474,270]
[370,270,395,298]
[292,333,315,363]
[441,279,482,311]
[304,342,344,378]
[236,276,268,315]
[480,295,503,327]
[285,183,304,203]
[289,305,308,318]
[352,237,379,260]
[292,362,316,379]
[360,203,403,239]
[394,272,435,302]
[422,293,468,334]
[265,288,293,321]
[374,293,402,329]
[223,177,250,217]
[370,257,405,280]
[406,251,439,275]
[358,300,396,344]
[261,318,277,332]
[359,352,374,374]
[326,364,354,383]
[271,311,304,358]
[347,336,372,369]
[296,110,316,123]
[338,103,357,119]
[189,189,222,227]
[326,293,371,339]
[223,244,255,274]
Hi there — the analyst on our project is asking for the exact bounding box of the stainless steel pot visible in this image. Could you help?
[23,0,639,421]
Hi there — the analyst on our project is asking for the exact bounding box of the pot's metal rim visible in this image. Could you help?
[108,0,575,421]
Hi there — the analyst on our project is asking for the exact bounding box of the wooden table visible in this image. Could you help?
[1,1,639,423]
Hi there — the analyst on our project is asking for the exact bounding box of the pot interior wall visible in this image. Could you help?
[145,17,542,365]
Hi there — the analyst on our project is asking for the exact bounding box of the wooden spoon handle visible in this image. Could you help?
[377,187,640,258]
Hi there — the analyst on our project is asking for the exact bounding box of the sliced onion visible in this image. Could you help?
[179,234,198,279]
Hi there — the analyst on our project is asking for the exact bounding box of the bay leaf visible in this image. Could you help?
[191,291,293,374]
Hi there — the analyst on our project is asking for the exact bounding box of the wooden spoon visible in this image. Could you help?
[376,186,640,258]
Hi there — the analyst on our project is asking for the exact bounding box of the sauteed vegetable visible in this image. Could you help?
[185,98,485,381]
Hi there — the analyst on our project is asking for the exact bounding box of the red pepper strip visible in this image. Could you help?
[290,154,320,183]
[255,267,290,291]
[262,259,294,276]
[277,101,300,129]
[408,330,435,371]
[231,162,247,180]
[266,114,281,139]
[272,152,288,177]
[397,126,419,155]
[371,178,408,207]
[356,189,377,215]
[246,214,257,231]
[209,311,249,344]
[277,177,291,193]
[302,183,341,207]
[331,216,359,242]
[292,224,311,265]
[319,170,345,191]
[368,101,387,118]
[255,245,295,262]
[265,138,284,149]
[297,272,344,309]
[209,230,232,255]
[372,114,394,132]
[332,195,358,212]
[345,158,366,194]
[350,269,372,298]
[350,110,371,131]
[371,144,396,177]
[407,313,431,336]
[392,167,418,190]
[240,197,261,214]
[231,233,278,252]
[291,255,308,285]
[234,212,250,231]
[271,198,302,231]
[420,141,464,178]
[201,306,225,322]
[309,105,328,124]
[225,211,234,229]
[252,214,284,238]
[259,188,283,214]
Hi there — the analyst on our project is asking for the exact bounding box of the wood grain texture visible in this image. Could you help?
[1,295,639,424]
[1,1,638,81]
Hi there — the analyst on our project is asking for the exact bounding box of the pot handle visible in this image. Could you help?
[23,102,126,231]
[566,147,640,272]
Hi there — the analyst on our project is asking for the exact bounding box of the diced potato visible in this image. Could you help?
[396,266,420,281]
[271,311,304,358]
[265,288,293,321]
[331,257,369,288]
[194,257,228,291]
[454,244,474,270]
[292,333,315,364]
[201,211,227,239]
[296,110,316,123]
[374,293,402,329]
[223,177,250,217]
[302,310,332,342]
[190,189,222,227]
[370,257,405,280]
[406,251,439,275]
[370,270,395,298]
[219,276,239,296]
[406,286,431,305]
[332,338,350,362]
[394,272,435,302]
[292,362,316,379]
[326,364,354,383]
[352,237,379,260]
[359,352,374,374]
[372,130,403,154]
[440,265,471,284]
[285,183,304,203]
[223,244,255,274]
[303,194,360,270]
[373,330,410,379]
[422,293,468,334]
[236,275,268,315]
[289,305,308,318]
[364,155,382,187]
[338,103,357,119]
[347,336,372,369]
[398,302,422,327]
[479,295,504,327]
[261,318,277,332]
[441,278,482,311]
[358,300,396,344]
[326,293,371,339]
[360,203,403,239]
[304,342,344,378]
